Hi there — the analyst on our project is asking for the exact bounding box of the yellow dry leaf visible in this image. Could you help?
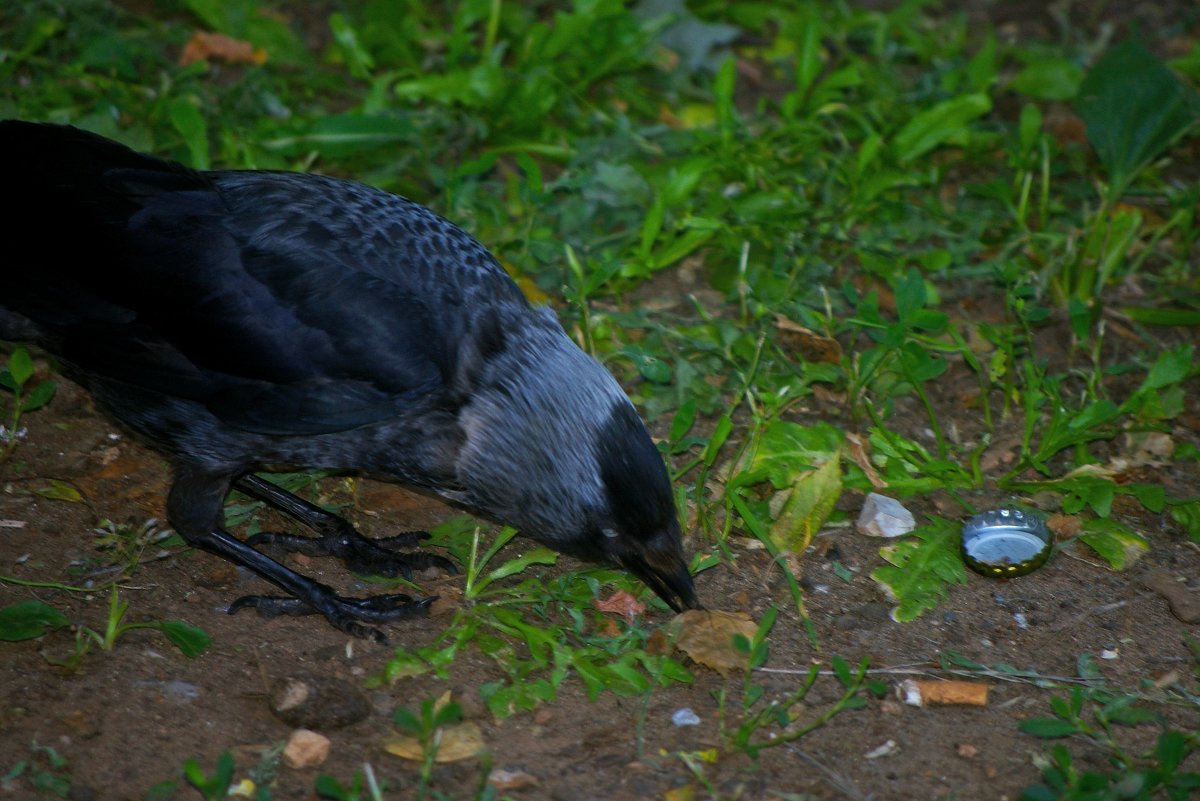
[383,721,485,763]
[770,452,841,554]
[383,691,485,763]
[664,785,696,801]
[670,610,757,676]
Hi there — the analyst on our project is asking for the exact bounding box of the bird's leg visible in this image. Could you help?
[234,473,457,579]
[169,468,434,642]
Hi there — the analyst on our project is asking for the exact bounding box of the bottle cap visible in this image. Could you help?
[961,508,1051,578]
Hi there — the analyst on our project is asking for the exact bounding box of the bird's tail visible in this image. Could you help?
[0,120,203,342]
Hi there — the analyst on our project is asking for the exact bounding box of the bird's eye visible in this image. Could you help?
[602,527,619,539]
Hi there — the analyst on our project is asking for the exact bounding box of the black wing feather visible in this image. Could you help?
[3,121,523,436]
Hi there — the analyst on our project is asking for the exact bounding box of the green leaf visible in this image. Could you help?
[713,55,737,135]
[1121,306,1200,326]
[328,12,374,80]
[1010,57,1084,101]
[0,600,70,641]
[156,620,212,657]
[668,398,696,444]
[166,97,209,170]
[648,229,714,272]
[1076,40,1200,199]
[261,114,413,158]
[20,381,56,412]
[748,420,844,489]
[870,517,966,622]
[1125,483,1165,513]
[1019,717,1080,738]
[485,547,557,584]
[33,480,83,503]
[769,453,842,553]
[891,93,992,163]
[1078,518,1148,570]
[702,413,733,467]
[1138,344,1195,392]
[7,347,33,387]
[622,347,672,383]
[1169,499,1200,543]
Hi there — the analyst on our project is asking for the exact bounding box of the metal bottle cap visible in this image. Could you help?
[961,508,1052,577]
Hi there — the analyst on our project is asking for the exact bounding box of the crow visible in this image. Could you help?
[0,120,699,640]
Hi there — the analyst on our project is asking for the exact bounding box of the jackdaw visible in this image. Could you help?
[0,120,699,640]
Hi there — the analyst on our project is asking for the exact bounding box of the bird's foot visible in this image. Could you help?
[247,525,457,579]
[228,592,435,643]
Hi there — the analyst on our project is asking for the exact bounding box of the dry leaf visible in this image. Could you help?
[383,691,486,763]
[179,31,266,67]
[664,785,696,801]
[774,315,843,363]
[594,590,646,623]
[1046,513,1082,539]
[383,721,485,763]
[670,610,757,676]
[845,432,885,490]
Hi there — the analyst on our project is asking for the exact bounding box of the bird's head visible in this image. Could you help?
[583,397,699,612]
[448,309,699,612]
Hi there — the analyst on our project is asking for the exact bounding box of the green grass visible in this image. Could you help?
[4,1,1200,798]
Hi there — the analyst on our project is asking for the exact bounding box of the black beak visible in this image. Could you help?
[620,546,701,613]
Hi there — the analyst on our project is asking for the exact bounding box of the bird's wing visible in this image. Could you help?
[7,126,523,435]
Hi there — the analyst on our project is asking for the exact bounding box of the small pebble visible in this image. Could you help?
[864,739,898,759]
[282,729,330,769]
[856,494,915,538]
[671,707,701,727]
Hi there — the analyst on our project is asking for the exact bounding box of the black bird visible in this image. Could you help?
[1,120,698,640]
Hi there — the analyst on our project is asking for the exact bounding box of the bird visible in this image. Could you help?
[0,120,699,640]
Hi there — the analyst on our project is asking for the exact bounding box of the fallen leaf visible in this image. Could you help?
[383,691,486,763]
[383,720,485,763]
[179,31,266,67]
[845,432,885,489]
[774,315,843,363]
[770,453,842,553]
[32,480,82,503]
[594,590,646,623]
[669,610,757,676]
[1046,513,1082,539]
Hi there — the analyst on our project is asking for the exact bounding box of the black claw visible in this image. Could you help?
[244,527,455,579]
[227,589,433,641]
